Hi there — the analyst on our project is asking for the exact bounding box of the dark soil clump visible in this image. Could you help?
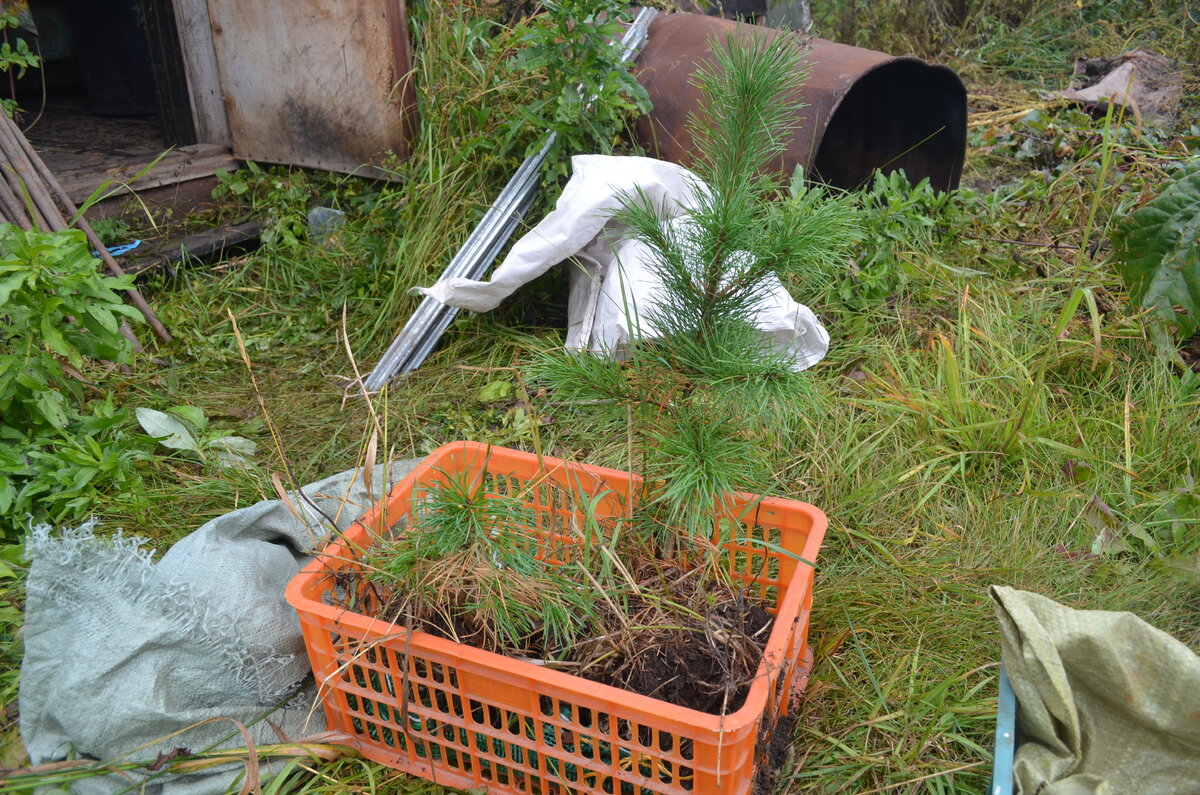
[753,708,799,794]
[1181,331,1200,372]
[331,489,781,716]
[593,598,774,714]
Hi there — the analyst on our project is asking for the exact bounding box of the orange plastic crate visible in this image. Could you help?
[286,442,826,795]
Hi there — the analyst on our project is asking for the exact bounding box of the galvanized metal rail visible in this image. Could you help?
[363,6,658,392]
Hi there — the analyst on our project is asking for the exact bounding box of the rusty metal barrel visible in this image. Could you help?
[633,13,968,191]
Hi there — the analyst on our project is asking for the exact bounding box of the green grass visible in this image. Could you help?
[767,288,1199,792]
[3,0,1199,792]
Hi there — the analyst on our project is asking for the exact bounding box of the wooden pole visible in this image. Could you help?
[0,166,34,230]
[0,125,67,232]
[0,159,53,231]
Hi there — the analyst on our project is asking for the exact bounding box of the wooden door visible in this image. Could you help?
[203,0,415,175]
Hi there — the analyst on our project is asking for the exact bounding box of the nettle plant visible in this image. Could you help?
[0,225,145,532]
[534,35,861,546]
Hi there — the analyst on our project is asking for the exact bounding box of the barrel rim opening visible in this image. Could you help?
[809,58,968,192]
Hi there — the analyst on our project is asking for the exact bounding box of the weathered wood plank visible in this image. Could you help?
[205,0,414,175]
[123,220,261,277]
[138,0,198,146]
[175,0,231,145]
[57,144,238,204]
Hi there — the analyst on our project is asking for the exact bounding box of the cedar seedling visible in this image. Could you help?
[533,33,863,546]
[362,467,599,655]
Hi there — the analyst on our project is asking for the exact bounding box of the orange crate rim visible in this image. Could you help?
[286,441,827,795]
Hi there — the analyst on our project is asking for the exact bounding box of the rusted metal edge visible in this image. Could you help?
[633,13,967,191]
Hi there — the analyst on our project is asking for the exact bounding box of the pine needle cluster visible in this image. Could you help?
[614,34,863,368]
[361,468,598,655]
[533,33,864,544]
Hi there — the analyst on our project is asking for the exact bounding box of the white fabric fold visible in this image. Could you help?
[417,155,830,371]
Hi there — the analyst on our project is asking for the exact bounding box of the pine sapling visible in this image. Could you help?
[534,32,863,547]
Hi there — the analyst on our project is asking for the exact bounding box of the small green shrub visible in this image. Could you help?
[839,170,962,305]
[88,217,133,248]
[0,13,41,117]
[0,226,140,431]
[12,399,147,524]
[505,0,651,184]
[213,162,313,254]
[0,225,147,535]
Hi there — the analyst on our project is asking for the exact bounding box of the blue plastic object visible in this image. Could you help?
[93,240,141,258]
[991,661,1017,795]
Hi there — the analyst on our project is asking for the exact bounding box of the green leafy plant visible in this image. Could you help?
[972,107,1122,173]
[534,34,861,544]
[506,0,651,183]
[0,226,141,428]
[0,224,146,534]
[0,13,41,117]
[11,398,147,525]
[136,406,257,467]
[88,217,133,248]
[1110,159,1200,345]
[841,169,961,305]
[213,162,312,253]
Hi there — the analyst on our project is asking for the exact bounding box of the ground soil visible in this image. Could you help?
[1180,331,1200,372]
[22,92,165,178]
[591,600,774,715]
[754,708,799,795]
[334,568,777,716]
